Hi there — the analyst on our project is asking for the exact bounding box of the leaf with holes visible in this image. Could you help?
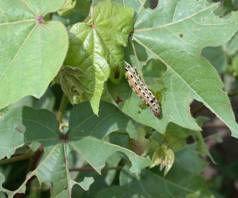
[130,0,238,136]
[1,102,150,197]
[0,0,68,109]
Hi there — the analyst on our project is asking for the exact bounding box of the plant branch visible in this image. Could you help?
[0,152,34,166]
[203,123,228,130]
[70,166,123,172]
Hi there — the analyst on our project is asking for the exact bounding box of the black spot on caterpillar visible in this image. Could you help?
[125,63,161,118]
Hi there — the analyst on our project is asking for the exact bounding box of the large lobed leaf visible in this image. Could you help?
[0,102,150,197]
[60,0,134,114]
[0,0,68,110]
[127,0,238,137]
[96,146,212,198]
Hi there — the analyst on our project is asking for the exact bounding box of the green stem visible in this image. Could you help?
[57,94,69,123]
[0,152,34,165]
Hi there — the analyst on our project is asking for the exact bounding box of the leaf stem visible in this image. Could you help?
[70,165,137,179]
[70,166,122,172]
[57,94,69,123]
[0,152,34,165]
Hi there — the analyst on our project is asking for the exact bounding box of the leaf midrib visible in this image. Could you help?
[63,143,72,198]
[133,37,236,133]
[0,19,35,26]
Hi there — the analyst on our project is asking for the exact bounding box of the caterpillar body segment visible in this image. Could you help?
[125,63,161,118]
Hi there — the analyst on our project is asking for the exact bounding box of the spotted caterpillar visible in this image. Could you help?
[125,63,161,118]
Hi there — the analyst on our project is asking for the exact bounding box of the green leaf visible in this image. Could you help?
[61,0,134,114]
[133,0,238,137]
[108,58,199,133]
[69,102,151,174]
[202,47,228,74]
[0,171,12,197]
[0,108,24,160]
[97,146,211,198]
[163,118,213,161]
[54,0,91,25]
[76,177,95,191]
[0,0,68,110]
[58,0,77,16]
[232,54,238,76]
[225,31,238,55]
[61,21,111,115]
[0,172,8,195]
[71,137,150,174]
[23,107,59,145]
[69,101,136,139]
[112,0,144,11]
[108,79,168,133]
[14,145,72,197]
[163,123,193,152]
[97,171,209,198]
[5,102,149,197]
